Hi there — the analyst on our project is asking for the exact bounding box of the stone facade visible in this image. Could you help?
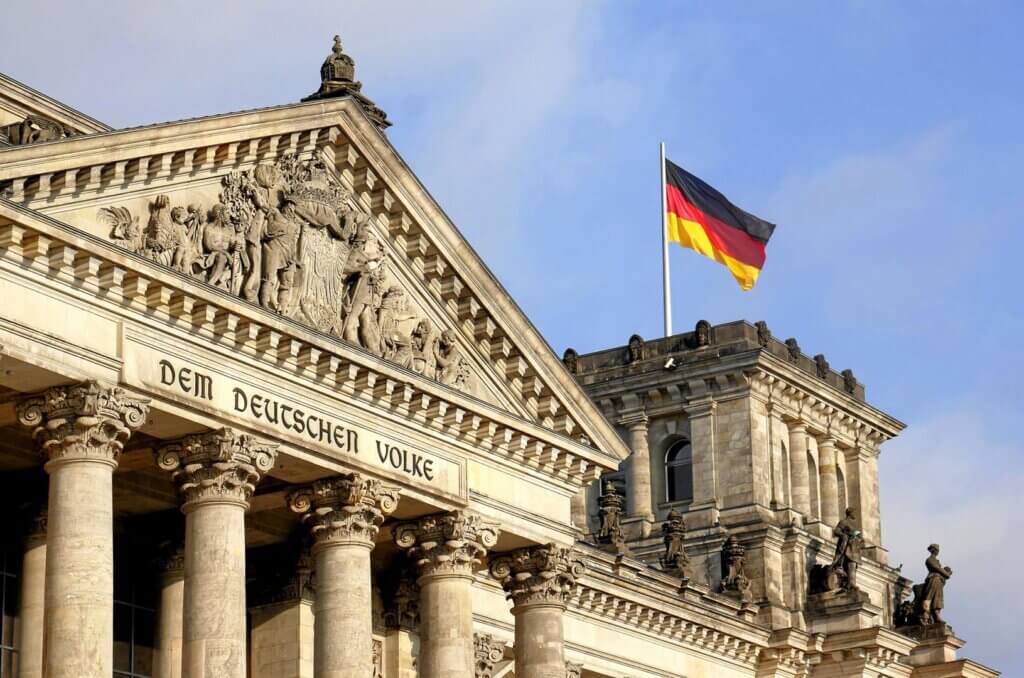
[0,37,998,678]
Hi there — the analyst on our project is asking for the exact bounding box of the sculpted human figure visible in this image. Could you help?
[243,164,287,302]
[627,334,645,363]
[201,204,248,291]
[168,206,199,273]
[694,320,711,347]
[377,286,417,361]
[340,226,385,347]
[259,198,302,310]
[917,544,952,625]
[409,319,437,375]
[434,330,465,386]
[831,508,862,591]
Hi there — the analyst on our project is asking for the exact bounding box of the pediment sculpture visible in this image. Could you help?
[100,153,474,392]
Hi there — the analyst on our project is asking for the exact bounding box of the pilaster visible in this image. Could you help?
[686,400,719,528]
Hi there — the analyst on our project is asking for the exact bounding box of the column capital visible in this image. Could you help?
[618,412,649,430]
[288,473,400,548]
[394,510,500,578]
[473,633,505,678]
[156,427,277,510]
[788,420,809,435]
[489,543,585,610]
[17,380,150,467]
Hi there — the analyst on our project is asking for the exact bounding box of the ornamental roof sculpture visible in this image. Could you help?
[302,34,390,130]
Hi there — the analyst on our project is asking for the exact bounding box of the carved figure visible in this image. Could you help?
[627,334,645,363]
[755,320,771,348]
[409,319,437,375]
[377,286,417,362]
[102,206,143,253]
[814,354,830,379]
[841,369,856,394]
[200,203,248,292]
[915,544,952,625]
[168,206,200,273]
[785,337,801,363]
[563,348,579,374]
[4,115,69,145]
[830,508,862,592]
[660,509,689,577]
[435,330,470,388]
[720,535,753,600]
[259,198,302,309]
[597,481,625,550]
[693,320,711,348]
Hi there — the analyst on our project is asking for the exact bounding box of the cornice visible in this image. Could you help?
[0,201,614,491]
[0,72,111,136]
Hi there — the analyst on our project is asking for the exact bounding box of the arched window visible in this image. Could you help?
[665,439,694,503]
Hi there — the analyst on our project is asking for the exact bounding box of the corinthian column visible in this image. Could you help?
[288,474,401,678]
[156,428,277,678]
[394,511,500,678]
[17,381,149,678]
[490,544,584,678]
[16,507,47,678]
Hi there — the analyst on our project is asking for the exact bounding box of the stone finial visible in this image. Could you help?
[288,473,401,547]
[489,543,585,609]
[720,535,753,601]
[302,33,391,129]
[394,510,500,577]
[814,354,830,379]
[155,427,278,509]
[566,661,583,678]
[755,320,771,348]
[473,633,505,678]
[562,348,579,374]
[841,369,857,394]
[659,509,689,579]
[784,337,801,363]
[627,334,646,363]
[17,380,150,466]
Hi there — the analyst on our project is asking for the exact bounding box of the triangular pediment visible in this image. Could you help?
[0,96,628,464]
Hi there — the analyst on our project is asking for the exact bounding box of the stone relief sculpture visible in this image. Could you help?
[101,153,475,393]
[719,535,753,601]
[659,509,689,579]
[3,115,74,145]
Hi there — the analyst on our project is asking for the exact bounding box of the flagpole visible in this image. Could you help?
[660,142,672,336]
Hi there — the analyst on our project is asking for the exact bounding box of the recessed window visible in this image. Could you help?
[665,439,694,503]
[0,537,18,678]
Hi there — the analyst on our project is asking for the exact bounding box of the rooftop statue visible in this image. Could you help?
[302,34,391,130]
[897,544,954,629]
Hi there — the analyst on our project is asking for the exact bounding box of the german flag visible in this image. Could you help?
[665,159,775,290]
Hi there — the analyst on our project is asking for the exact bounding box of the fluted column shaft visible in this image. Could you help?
[787,423,811,518]
[289,474,400,678]
[490,544,584,678]
[395,512,500,678]
[17,381,149,678]
[154,545,185,678]
[817,437,840,527]
[623,415,653,521]
[15,509,47,678]
[157,428,277,678]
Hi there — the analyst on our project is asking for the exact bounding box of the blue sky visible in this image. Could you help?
[2,1,1021,672]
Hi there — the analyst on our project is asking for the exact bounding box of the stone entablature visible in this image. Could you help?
[0,100,624,460]
[0,206,613,497]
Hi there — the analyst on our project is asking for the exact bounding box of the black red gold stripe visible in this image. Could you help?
[665,159,775,290]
